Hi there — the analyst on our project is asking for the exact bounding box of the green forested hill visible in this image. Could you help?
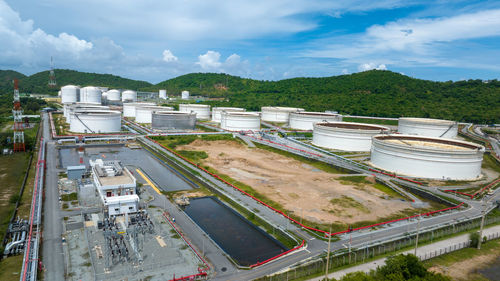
[0,69,499,123]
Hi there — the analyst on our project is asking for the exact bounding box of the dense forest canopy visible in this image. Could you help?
[0,69,499,123]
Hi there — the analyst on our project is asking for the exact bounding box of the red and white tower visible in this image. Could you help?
[48,56,57,88]
[13,79,25,152]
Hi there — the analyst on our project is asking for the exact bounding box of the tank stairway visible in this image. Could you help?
[439,122,457,138]
[74,113,95,133]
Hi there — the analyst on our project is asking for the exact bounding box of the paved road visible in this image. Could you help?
[310,224,500,281]
[41,113,65,281]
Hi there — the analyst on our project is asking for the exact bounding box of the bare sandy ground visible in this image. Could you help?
[178,140,414,224]
[429,252,499,280]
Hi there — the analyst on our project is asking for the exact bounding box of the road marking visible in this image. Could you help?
[342,243,348,248]
[135,169,162,195]
[305,249,311,253]
[309,237,316,241]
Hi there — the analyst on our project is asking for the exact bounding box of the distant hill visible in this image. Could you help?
[0,69,498,123]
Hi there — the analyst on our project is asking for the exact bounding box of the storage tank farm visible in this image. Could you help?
[122,102,155,118]
[61,85,80,104]
[152,111,197,130]
[288,112,343,130]
[80,86,102,104]
[220,112,261,131]
[69,110,122,133]
[312,122,390,151]
[135,105,173,123]
[398,117,458,138]
[212,107,246,122]
[179,104,211,120]
[181,90,190,100]
[261,106,305,123]
[159,89,167,99]
[371,134,485,180]
[122,90,138,102]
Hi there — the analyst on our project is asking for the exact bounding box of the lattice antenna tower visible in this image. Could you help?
[12,79,25,152]
[48,56,57,87]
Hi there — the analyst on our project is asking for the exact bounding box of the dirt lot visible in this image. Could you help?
[178,140,415,225]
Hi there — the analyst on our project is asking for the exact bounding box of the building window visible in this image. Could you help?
[114,208,119,212]
[129,207,133,210]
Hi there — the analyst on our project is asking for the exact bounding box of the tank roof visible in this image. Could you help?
[374,134,483,150]
[399,117,456,125]
[154,111,195,115]
[261,106,305,111]
[316,122,389,131]
[292,111,341,117]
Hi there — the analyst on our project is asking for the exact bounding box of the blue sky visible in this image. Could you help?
[1,0,500,83]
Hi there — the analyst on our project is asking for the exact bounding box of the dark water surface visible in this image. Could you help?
[58,146,193,191]
[184,197,288,266]
[479,256,500,281]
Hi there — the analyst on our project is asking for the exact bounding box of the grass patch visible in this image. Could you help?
[330,196,370,213]
[483,153,500,173]
[177,150,208,163]
[61,192,78,202]
[195,124,218,132]
[337,175,372,185]
[151,134,236,149]
[0,255,23,281]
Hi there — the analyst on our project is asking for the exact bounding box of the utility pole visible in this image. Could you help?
[325,226,332,280]
[478,203,486,250]
[414,215,421,256]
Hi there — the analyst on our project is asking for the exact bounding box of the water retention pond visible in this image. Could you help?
[184,197,288,266]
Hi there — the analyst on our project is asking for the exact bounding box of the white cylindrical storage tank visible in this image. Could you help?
[159,89,167,99]
[66,104,110,124]
[122,90,137,102]
[152,111,197,130]
[80,86,102,104]
[312,122,390,151]
[211,107,246,123]
[221,112,260,131]
[398,117,458,138]
[102,91,108,100]
[370,134,485,180]
[181,91,190,100]
[289,112,343,130]
[261,106,305,123]
[179,104,210,120]
[58,90,61,97]
[69,110,121,133]
[122,102,155,118]
[107,89,121,101]
[61,85,80,104]
[135,106,173,124]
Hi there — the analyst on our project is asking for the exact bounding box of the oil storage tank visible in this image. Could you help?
[398,117,458,138]
[122,102,155,118]
[135,106,173,123]
[152,111,196,130]
[212,107,246,122]
[289,112,343,130]
[69,110,121,133]
[80,86,102,104]
[61,85,80,104]
[159,89,167,99]
[179,104,210,120]
[122,90,137,102]
[370,134,485,180]
[181,90,190,100]
[221,112,260,131]
[65,104,110,123]
[107,89,121,101]
[312,122,390,151]
[261,106,304,123]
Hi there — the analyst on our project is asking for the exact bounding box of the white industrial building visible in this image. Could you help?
[288,112,343,130]
[312,122,390,151]
[370,134,485,180]
[179,104,211,120]
[135,106,173,124]
[61,85,80,104]
[261,106,305,123]
[79,86,102,104]
[221,112,260,131]
[211,107,246,123]
[152,111,197,130]
[159,89,167,99]
[122,102,156,118]
[181,90,190,100]
[398,117,458,138]
[89,159,139,217]
[69,110,122,133]
[122,90,138,102]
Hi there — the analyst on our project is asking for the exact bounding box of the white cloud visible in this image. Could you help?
[358,63,387,72]
[162,50,178,62]
[341,69,349,74]
[196,51,222,70]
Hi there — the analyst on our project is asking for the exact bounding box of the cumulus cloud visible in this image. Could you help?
[196,51,222,70]
[162,50,178,62]
[358,63,387,72]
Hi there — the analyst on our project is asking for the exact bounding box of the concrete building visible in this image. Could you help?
[89,159,139,216]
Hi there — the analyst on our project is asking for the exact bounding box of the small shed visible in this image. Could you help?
[67,165,86,180]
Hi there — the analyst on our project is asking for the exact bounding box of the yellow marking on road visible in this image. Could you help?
[136,169,161,195]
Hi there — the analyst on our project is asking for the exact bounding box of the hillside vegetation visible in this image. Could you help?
[1,69,499,123]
